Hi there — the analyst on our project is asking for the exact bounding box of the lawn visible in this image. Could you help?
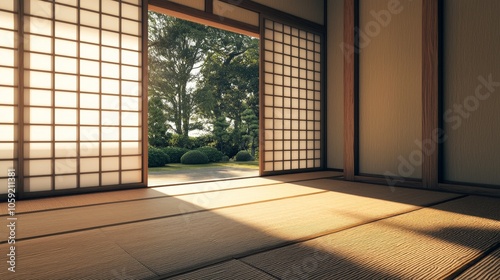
[149,161,259,172]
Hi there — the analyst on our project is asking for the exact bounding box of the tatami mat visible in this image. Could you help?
[167,260,276,280]
[456,247,500,279]
[0,172,494,280]
[240,196,500,279]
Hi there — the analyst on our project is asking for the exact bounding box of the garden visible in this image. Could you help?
[147,12,260,180]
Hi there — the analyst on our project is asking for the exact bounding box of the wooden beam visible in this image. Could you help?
[148,0,259,37]
[218,0,324,33]
[422,0,439,189]
[343,0,358,181]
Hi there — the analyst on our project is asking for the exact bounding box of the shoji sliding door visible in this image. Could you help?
[261,18,323,174]
[0,0,19,195]
[1,0,146,198]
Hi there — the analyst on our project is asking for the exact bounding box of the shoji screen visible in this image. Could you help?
[261,18,322,173]
[0,0,18,194]
[22,0,143,194]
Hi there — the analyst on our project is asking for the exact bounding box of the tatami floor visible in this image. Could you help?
[0,171,498,279]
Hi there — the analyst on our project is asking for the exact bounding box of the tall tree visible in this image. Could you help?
[148,12,207,137]
[195,30,259,153]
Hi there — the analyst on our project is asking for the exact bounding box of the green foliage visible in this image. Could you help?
[196,146,224,162]
[168,134,216,150]
[212,116,230,152]
[148,94,170,147]
[194,27,259,156]
[195,29,259,125]
[169,134,193,149]
[148,146,170,167]
[234,150,253,162]
[190,134,215,149]
[162,146,189,163]
[181,150,209,164]
[241,108,259,157]
[221,155,230,162]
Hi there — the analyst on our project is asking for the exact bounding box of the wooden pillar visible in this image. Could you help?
[422,0,440,188]
[343,0,358,180]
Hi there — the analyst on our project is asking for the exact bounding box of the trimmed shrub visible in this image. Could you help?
[235,150,253,162]
[221,155,230,162]
[162,147,189,163]
[181,150,209,164]
[148,146,170,167]
[196,146,224,163]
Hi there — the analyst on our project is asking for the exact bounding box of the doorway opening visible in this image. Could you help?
[147,11,260,186]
